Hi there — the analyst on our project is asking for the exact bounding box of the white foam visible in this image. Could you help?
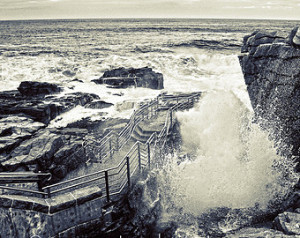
[158,91,297,216]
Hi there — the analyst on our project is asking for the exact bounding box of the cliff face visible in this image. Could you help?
[239,27,300,169]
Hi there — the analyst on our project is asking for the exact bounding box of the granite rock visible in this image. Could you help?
[2,130,64,170]
[239,28,300,166]
[0,116,45,155]
[273,212,300,235]
[85,100,114,109]
[93,67,164,89]
[0,89,99,124]
[18,81,62,96]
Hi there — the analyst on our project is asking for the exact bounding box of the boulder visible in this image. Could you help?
[93,67,164,89]
[85,100,114,109]
[241,30,285,53]
[0,116,45,155]
[18,81,62,96]
[274,212,300,235]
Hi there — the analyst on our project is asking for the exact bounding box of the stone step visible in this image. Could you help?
[131,130,149,143]
[135,124,157,136]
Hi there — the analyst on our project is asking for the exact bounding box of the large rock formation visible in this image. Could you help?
[239,27,300,237]
[93,67,164,89]
[239,27,300,169]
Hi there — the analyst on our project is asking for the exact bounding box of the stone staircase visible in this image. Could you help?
[131,110,167,143]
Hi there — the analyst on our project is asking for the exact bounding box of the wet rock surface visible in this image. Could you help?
[0,90,99,124]
[92,67,164,89]
[239,27,300,169]
[0,81,116,184]
[0,116,45,156]
[85,100,114,109]
[18,81,62,96]
[239,27,300,237]
[274,211,300,235]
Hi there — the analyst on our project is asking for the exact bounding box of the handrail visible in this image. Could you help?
[0,92,201,200]
[0,185,47,196]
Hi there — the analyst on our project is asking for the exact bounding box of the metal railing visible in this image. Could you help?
[41,92,201,201]
[0,92,201,200]
[84,99,159,164]
[0,172,52,197]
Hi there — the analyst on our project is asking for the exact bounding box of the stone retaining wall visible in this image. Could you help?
[0,186,105,237]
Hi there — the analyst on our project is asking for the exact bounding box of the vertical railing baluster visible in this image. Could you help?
[170,110,173,130]
[126,156,131,188]
[105,171,110,202]
[137,142,141,173]
[109,138,113,160]
[147,142,151,169]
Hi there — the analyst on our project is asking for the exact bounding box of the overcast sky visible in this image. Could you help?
[0,0,300,20]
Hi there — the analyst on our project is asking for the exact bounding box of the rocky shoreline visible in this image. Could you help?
[0,68,163,186]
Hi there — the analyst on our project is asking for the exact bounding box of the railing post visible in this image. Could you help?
[126,156,131,188]
[105,171,110,202]
[137,142,141,173]
[109,138,113,160]
[147,142,151,169]
[170,110,173,130]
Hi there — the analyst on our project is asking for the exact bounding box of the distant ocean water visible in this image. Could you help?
[1,18,299,90]
[0,18,299,121]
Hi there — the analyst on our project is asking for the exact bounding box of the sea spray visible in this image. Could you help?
[153,90,297,235]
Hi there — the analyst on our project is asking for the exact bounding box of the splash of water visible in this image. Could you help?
[158,91,297,218]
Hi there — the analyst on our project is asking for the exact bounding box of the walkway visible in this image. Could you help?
[0,92,201,237]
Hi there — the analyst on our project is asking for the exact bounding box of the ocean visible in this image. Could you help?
[1,18,299,93]
[1,18,299,236]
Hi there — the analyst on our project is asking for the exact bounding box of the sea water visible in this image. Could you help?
[1,18,299,235]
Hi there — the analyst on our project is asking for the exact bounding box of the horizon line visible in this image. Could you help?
[1,17,300,22]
